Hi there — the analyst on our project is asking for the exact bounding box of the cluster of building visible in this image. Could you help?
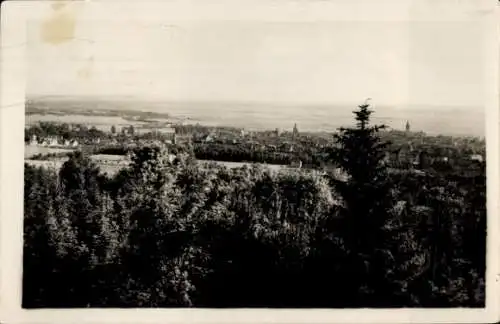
[385,121,485,167]
[28,135,80,148]
[27,118,485,173]
[130,126,193,145]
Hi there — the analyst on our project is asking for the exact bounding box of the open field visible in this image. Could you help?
[25,154,289,177]
[89,154,130,162]
[202,160,287,171]
[25,158,125,177]
[25,159,66,170]
[25,148,130,176]
[25,146,75,159]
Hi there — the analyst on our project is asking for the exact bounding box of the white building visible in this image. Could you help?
[204,134,215,143]
[470,154,484,163]
[48,137,59,147]
[29,135,38,146]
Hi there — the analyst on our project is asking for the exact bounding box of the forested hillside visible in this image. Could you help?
[23,105,486,308]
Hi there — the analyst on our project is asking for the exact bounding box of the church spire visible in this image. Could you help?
[292,123,299,138]
[405,120,410,132]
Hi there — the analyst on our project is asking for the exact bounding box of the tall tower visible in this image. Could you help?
[292,123,299,139]
[405,120,411,133]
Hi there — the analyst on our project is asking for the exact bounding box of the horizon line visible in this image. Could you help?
[25,94,482,110]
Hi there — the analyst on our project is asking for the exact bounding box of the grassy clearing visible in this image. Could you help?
[25,152,129,177]
[90,154,130,162]
[200,160,288,171]
[25,158,125,177]
[25,146,75,159]
[25,154,289,177]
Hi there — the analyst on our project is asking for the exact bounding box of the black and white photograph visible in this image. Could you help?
[1,0,499,323]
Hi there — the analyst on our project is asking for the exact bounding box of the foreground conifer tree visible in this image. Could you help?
[330,102,426,306]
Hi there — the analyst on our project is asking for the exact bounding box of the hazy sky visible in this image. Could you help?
[26,2,487,108]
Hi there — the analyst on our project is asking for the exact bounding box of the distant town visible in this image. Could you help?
[25,106,485,181]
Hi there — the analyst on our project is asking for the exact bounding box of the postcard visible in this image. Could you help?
[0,0,498,323]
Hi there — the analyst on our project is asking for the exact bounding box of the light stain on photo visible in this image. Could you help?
[40,2,78,45]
